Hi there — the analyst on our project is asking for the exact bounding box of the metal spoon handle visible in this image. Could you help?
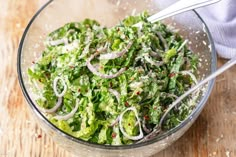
[148,0,222,23]
[138,56,236,143]
[159,56,236,126]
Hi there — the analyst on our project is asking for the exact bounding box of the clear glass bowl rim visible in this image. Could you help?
[17,0,217,150]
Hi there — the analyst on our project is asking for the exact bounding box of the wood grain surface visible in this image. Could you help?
[0,0,235,157]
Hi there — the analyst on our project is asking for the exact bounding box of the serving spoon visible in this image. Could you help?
[134,0,222,27]
[139,56,236,143]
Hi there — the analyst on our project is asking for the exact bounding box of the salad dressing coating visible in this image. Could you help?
[28,12,199,145]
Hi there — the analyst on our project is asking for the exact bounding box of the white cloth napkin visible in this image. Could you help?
[197,0,236,59]
[156,0,236,59]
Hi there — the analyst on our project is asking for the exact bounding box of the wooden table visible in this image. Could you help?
[0,0,235,156]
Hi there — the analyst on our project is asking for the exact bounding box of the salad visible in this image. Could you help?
[28,12,199,145]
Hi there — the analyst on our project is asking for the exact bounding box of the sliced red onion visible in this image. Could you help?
[142,119,152,134]
[180,70,198,84]
[86,52,126,79]
[49,38,68,46]
[108,88,120,103]
[144,56,164,67]
[43,97,62,113]
[110,115,120,127]
[177,40,188,52]
[98,42,110,52]
[156,32,168,51]
[63,41,79,52]
[149,51,161,58]
[93,63,100,71]
[54,99,80,120]
[119,107,144,140]
[99,42,133,60]
[53,77,67,97]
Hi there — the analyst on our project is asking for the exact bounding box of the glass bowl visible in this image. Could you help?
[17,0,217,156]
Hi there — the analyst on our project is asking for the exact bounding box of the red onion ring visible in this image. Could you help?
[86,52,126,79]
[42,97,62,113]
[119,107,144,140]
[99,42,133,60]
[54,99,80,120]
[53,77,67,97]
[108,88,120,103]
